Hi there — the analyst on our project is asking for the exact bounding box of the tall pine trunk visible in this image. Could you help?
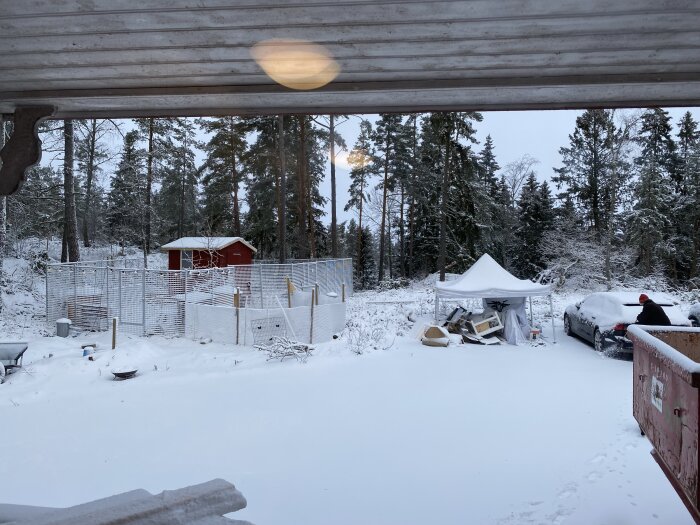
[230,118,241,236]
[438,125,452,282]
[296,116,308,258]
[145,118,154,254]
[399,181,405,278]
[0,116,6,300]
[63,120,80,262]
[408,116,417,278]
[81,119,97,248]
[378,128,390,281]
[329,115,338,258]
[278,115,287,263]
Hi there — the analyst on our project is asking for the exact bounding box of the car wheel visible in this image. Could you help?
[691,316,700,328]
[594,329,604,352]
[564,315,573,336]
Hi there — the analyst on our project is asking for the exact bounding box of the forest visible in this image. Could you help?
[0,108,698,291]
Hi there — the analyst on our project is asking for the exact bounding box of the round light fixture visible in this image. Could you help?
[251,39,340,90]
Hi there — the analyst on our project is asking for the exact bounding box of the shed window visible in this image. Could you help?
[181,250,193,269]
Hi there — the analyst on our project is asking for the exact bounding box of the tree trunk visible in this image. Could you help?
[357,174,364,285]
[399,180,405,278]
[278,115,287,263]
[329,115,338,258]
[408,116,417,278]
[0,116,6,301]
[63,119,80,262]
[82,119,97,247]
[296,117,309,258]
[145,118,154,254]
[378,129,390,281]
[230,118,241,236]
[438,126,452,281]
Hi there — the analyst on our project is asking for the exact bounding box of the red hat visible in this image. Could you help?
[639,293,649,303]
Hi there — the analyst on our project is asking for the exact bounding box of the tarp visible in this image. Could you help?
[435,254,551,299]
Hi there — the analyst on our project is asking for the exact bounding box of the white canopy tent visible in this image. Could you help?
[434,254,555,342]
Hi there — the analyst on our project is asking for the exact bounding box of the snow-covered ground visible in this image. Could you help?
[0,275,696,524]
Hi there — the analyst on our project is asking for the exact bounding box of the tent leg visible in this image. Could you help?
[550,295,556,343]
[528,296,533,325]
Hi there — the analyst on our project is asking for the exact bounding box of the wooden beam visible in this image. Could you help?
[0,105,55,196]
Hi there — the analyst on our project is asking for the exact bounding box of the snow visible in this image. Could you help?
[160,237,256,252]
[0,280,695,525]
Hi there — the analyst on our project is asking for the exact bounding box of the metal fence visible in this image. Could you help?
[46,259,353,340]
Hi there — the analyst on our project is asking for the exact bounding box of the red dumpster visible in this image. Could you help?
[629,325,700,523]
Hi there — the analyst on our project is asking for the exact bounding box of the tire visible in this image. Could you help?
[594,329,604,352]
[564,315,573,336]
[691,316,700,328]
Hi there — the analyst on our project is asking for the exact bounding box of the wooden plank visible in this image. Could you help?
[7,62,700,92]
[2,0,698,27]
[3,30,700,70]
[4,79,700,118]
[2,13,698,52]
[0,37,700,72]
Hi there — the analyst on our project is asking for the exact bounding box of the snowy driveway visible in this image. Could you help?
[0,327,692,525]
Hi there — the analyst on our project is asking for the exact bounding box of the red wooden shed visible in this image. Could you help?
[160,237,256,270]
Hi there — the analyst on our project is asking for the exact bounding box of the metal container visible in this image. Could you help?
[56,318,72,338]
[630,325,700,524]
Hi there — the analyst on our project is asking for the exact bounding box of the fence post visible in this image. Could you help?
[72,265,77,323]
[342,283,345,303]
[142,268,146,336]
[112,317,118,349]
[310,288,315,344]
[105,267,110,326]
[315,283,319,305]
[234,288,240,345]
[286,277,292,308]
[258,264,264,308]
[118,270,123,320]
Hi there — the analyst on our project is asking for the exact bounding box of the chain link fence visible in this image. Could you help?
[47,259,352,343]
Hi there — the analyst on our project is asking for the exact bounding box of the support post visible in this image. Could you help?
[315,283,319,305]
[0,105,55,195]
[550,294,556,343]
[141,268,146,336]
[529,296,534,325]
[112,317,117,350]
[310,288,315,343]
[342,283,345,303]
[72,264,77,323]
[286,277,292,308]
[234,288,240,345]
[258,264,264,308]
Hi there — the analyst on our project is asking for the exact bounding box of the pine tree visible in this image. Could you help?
[108,130,145,249]
[197,117,249,236]
[62,120,80,262]
[155,118,200,242]
[345,119,375,271]
[134,118,177,256]
[628,108,677,276]
[674,112,700,278]
[513,174,554,277]
[553,109,617,235]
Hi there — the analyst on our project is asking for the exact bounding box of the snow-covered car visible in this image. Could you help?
[563,292,691,353]
[690,303,700,327]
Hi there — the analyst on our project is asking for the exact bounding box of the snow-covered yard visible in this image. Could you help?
[0,283,695,524]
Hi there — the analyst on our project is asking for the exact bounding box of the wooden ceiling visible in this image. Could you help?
[1,0,700,118]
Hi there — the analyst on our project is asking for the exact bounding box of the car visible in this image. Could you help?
[690,303,700,327]
[563,292,691,353]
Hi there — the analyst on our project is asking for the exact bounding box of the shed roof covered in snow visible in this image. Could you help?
[435,253,551,299]
[160,237,257,253]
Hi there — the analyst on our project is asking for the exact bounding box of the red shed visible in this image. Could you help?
[160,237,256,270]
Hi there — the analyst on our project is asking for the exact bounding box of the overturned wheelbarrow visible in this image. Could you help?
[0,341,28,384]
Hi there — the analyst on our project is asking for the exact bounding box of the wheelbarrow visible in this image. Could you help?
[0,342,28,383]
